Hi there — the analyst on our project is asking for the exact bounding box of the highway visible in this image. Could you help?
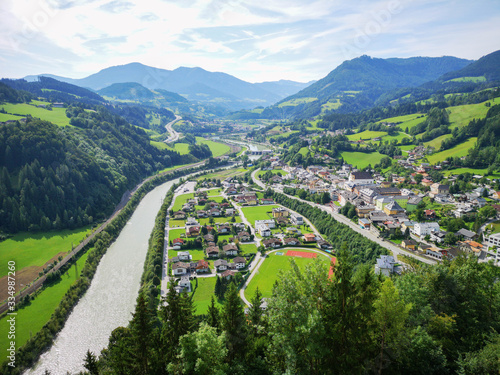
[164,114,181,143]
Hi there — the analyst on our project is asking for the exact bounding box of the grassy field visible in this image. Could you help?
[171,193,195,211]
[0,250,89,356]
[1,103,71,126]
[241,205,280,226]
[0,227,92,278]
[239,243,257,255]
[168,228,186,243]
[169,143,191,155]
[398,145,416,151]
[340,151,386,169]
[448,101,493,129]
[278,97,317,108]
[298,146,309,156]
[427,137,477,164]
[196,137,231,157]
[190,277,221,315]
[381,131,411,143]
[423,134,453,149]
[244,250,331,300]
[256,169,288,179]
[346,130,387,141]
[150,141,170,150]
[442,168,500,179]
[446,76,486,83]
[0,113,23,122]
[321,99,341,113]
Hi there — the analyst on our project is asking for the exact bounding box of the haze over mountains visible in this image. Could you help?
[24,63,313,110]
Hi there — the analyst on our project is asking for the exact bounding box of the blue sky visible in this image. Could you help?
[1,0,499,83]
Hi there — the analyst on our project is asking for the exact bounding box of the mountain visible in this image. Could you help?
[24,63,309,110]
[438,49,500,82]
[98,82,156,100]
[254,55,473,119]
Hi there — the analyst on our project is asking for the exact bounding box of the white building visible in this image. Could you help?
[255,223,271,237]
[374,255,401,276]
[412,222,440,237]
[290,213,304,225]
[255,219,275,229]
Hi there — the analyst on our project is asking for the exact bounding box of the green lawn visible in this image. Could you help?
[0,113,23,122]
[150,141,169,150]
[340,151,386,169]
[0,250,89,356]
[171,193,196,211]
[241,205,281,226]
[381,131,411,143]
[0,227,91,278]
[256,169,288,178]
[427,137,477,164]
[206,189,223,196]
[398,145,416,152]
[346,130,387,141]
[442,168,500,179]
[244,250,331,300]
[1,103,71,126]
[321,99,341,113]
[298,147,309,156]
[196,137,231,157]
[190,277,222,315]
[239,243,257,255]
[168,228,186,243]
[445,76,486,83]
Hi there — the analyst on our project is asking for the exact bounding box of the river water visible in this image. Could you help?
[26,178,180,375]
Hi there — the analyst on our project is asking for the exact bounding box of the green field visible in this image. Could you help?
[346,130,387,141]
[1,103,71,126]
[445,76,486,83]
[150,141,170,150]
[197,167,247,181]
[427,137,477,164]
[340,151,386,169]
[0,250,89,356]
[196,137,231,157]
[398,145,416,152]
[0,113,23,122]
[241,205,280,226]
[168,228,186,243]
[321,99,341,113]
[423,134,453,149]
[190,277,222,315]
[298,147,309,156]
[244,250,331,300]
[256,169,288,179]
[171,193,196,211]
[381,131,411,143]
[448,101,493,129]
[0,227,91,278]
[239,243,257,255]
[442,168,500,179]
[278,97,317,108]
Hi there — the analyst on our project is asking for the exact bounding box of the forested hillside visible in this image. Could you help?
[0,103,194,233]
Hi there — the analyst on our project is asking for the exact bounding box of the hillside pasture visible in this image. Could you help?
[340,151,386,169]
[427,137,477,164]
[1,103,71,126]
[278,97,317,108]
[196,137,231,157]
[346,130,386,141]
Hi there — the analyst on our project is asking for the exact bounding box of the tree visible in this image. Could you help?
[221,282,247,361]
[207,296,220,331]
[248,287,263,329]
[444,232,457,245]
[129,293,153,375]
[372,278,412,375]
[169,322,228,375]
[83,350,99,375]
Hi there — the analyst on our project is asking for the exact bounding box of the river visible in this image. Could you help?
[25,178,180,375]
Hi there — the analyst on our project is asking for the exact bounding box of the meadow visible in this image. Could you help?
[196,137,231,157]
[340,151,386,169]
[0,250,89,355]
[1,103,71,126]
[240,205,281,226]
[426,137,477,164]
[244,250,331,300]
[277,97,317,108]
[346,130,386,141]
[190,277,221,315]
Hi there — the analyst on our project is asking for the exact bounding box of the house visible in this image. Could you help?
[424,210,437,219]
[426,247,450,260]
[186,225,201,237]
[401,239,417,250]
[374,255,401,276]
[223,243,239,256]
[237,231,251,242]
[348,171,374,185]
[209,208,221,217]
[455,228,478,241]
[218,225,231,234]
[214,259,228,271]
[430,230,448,243]
[430,183,449,196]
[261,198,275,205]
[182,203,193,212]
[197,210,208,218]
[176,276,191,293]
[457,240,483,255]
[221,270,237,279]
[486,232,500,248]
[421,178,433,187]
[195,259,210,273]
[406,196,422,212]
[400,220,417,233]
[233,256,246,269]
[375,196,394,211]
[286,227,300,234]
[174,210,187,220]
[359,218,371,229]
[283,237,300,246]
[178,251,190,261]
[206,246,220,258]
[256,223,271,237]
[272,207,289,218]
[263,238,282,248]
[290,213,304,225]
[412,222,440,237]
[204,234,215,242]
[384,201,405,216]
[172,238,184,250]
[225,208,235,216]
[276,216,289,226]
[317,240,333,250]
[172,262,189,276]
[303,233,317,242]
[255,219,276,229]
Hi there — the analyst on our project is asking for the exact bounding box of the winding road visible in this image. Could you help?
[164,115,181,143]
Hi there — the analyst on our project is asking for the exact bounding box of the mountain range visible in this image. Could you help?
[24,63,313,110]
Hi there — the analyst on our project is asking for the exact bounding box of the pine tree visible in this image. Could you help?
[83,349,99,375]
[221,282,247,362]
[129,292,153,375]
[207,296,220,331]
[215,276,222,299]
[248,287,263,329]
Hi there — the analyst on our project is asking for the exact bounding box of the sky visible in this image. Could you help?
[1,0,499,83]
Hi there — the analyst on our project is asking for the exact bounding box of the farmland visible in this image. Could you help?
[0,102,71,126]
[340,151,386,169]
[196,137,231,157]
[240,205,281,226]
[426,137,477,164]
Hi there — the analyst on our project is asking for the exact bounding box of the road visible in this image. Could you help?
[251,169,437,265]
[164,115,181,143]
